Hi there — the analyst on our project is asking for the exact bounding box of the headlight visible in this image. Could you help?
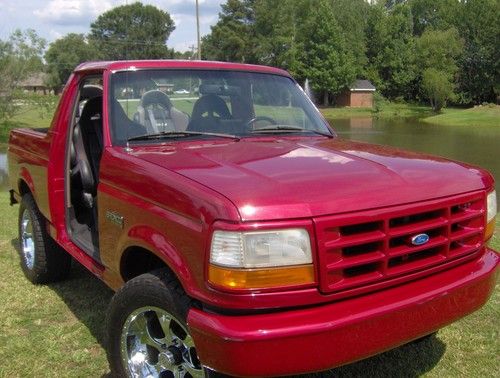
[485,190,497,241]
[209,228,314,290]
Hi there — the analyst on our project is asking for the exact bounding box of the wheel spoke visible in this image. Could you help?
[121,306,204,378]
[183,364,204,378]
[173,365,189,378]
[156,312,175,344]
[130,313,162,350]
[182,334,195,349]
[21,209,35,270]
[145,361,164,377]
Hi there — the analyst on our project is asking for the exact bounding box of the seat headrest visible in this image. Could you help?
[81,96,102,123]
[192,94,231,120]
[141,90,172,109]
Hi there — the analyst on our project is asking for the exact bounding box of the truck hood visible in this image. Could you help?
[132,137,489,221]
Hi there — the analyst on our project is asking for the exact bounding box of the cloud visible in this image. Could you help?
[166,0,222,15]
[33,0,113,26]
[24,0,225,52]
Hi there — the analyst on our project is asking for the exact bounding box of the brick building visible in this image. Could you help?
[336,79,376,108]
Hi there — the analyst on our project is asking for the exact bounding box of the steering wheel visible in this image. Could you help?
[245,116,277,129]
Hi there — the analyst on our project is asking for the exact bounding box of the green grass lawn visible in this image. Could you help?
[0,190,498,377]
[320,103,500,128]
[320,102,433,120]
[422,105,500,127]
[0,104,54,142]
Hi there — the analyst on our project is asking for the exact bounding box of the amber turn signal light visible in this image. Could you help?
[485,216,496,243]
[208,264,315,290]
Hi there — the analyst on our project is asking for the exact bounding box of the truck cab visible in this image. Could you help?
[8,60,498,377]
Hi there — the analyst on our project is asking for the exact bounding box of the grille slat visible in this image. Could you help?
[315,192,486,294]
[324,230,385,249]
[326,252,385,270]
[387,217,448,237]
[388,236,448,257]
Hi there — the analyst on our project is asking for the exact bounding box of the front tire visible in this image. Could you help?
[106,269,204,378]
[18,193,72,284]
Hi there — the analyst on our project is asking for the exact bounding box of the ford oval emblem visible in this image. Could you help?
[411,233,430,246]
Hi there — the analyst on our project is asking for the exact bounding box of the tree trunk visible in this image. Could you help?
[323,91,329,106]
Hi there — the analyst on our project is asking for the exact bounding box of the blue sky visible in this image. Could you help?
[0,0,225,52]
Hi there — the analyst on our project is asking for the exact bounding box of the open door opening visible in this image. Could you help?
[66,78,103,260]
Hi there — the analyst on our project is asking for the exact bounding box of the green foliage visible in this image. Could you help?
[202,0,256,62]
[454,0,500,104]
[203,0,499,107]
[0,29,46,120]
[293,0,356,105]
[415,28,463,75]
[415,28,462,109]
[45,34,96,90]
[366,3,417,99]
[89,2,175,60]
[409,0,459,36]
[330,0,370,77]
[421,68,455,111]
[251,0,304,69]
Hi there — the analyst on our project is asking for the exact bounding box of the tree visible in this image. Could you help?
[409,0,459,36]
[0,29,46,120]
[331,0,370,78]
[45,34,96,90]
[89,2,175,60]
[293,0,357,105]
[202,0,256,62]
[251,0,302,69]
[454,0,499,104]
[415,27,462,108]
[365,3,417,99]
[416,28,462,74]
[421,68,454,111]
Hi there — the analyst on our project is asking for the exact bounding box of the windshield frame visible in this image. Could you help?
[108,68,335,146]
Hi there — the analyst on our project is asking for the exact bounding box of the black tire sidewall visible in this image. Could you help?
[18,193,71,284]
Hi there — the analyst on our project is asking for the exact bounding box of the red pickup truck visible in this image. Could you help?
[8,60,498,377]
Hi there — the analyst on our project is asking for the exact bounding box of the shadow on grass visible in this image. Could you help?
[11,238,113,348]
[48,261,114,347]
[10,237,446,377]
[301,335,446,377]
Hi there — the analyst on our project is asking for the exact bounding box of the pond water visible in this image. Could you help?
[0,117,498,206]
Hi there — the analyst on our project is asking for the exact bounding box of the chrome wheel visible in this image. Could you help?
[121,306,203,378]
[21,209,35,270]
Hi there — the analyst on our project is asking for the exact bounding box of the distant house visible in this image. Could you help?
[152,78,175,94]
[336,79,376,108]
[19,72,50,95]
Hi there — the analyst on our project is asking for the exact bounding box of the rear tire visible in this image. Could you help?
[106,269,205,378]
[18,193,72,284]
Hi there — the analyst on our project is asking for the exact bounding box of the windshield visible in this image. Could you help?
[109,69,331,144]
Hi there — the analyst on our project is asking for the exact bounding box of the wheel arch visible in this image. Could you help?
[120,245,176,283]
[18,177,33,196]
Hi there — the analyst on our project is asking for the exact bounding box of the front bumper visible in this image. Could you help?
[187,248,498,377]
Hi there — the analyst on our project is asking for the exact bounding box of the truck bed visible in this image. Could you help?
[8,127,53,221]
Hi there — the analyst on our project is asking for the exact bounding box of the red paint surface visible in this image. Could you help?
[7,60,498,375]
[188,249,498,377]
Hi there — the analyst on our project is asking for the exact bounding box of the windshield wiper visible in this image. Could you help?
[251,125,334,138]
[127,130,240,142]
